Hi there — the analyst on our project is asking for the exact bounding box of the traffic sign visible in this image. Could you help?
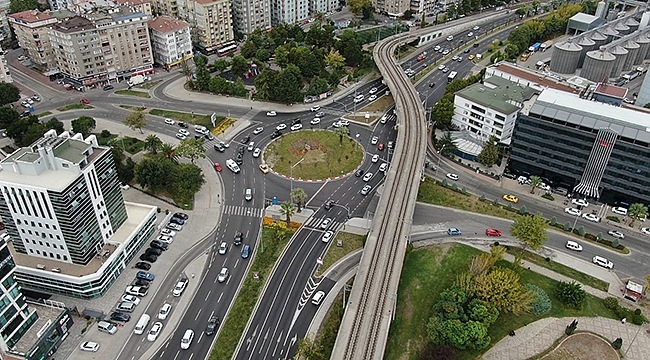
[316,257,323,265]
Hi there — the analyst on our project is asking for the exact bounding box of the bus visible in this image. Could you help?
[217,41,237,57]
[447,71,458,83]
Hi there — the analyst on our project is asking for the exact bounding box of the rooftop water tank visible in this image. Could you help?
[582,48,616,82]
[550,40,583,74]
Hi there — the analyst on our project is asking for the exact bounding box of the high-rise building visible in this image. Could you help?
[271,0,309,25]
[372,0,410,17]
[307,0,339,18]
[232,0,271,35]
[148,15,193,69]
[177,0,234,49]
[0,130,156,299]
[7,10,59,71]
[150,0,181,18]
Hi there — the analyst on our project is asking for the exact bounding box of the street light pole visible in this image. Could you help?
[290,157,306,197]
[436,144,446,172]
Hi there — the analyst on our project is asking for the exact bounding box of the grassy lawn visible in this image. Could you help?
[119,105,146,111]
[209,220,296,360]
[265,130,364,180]
[510,249,609,292]
[121,136,145,154]
[134,79,161,90]
[94,131,117,146]
[114,89,151,98]
[37,111,52,117]
[57,103,93,112]
[149,109,215,128]
[315,232,365,277]
[384,244,617,360]
[358,95,394,113]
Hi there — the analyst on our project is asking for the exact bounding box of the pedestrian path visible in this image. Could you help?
[223,205,263,218]
[302,217,344,232]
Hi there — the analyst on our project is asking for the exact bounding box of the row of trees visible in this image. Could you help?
[188,55,248,97]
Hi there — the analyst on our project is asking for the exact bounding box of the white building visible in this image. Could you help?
[0,130,155,299]
[0,46,12,83]
[232,0,271,35]
[148,16,193,69]
[271,0,309,25]
[308,0,339,16]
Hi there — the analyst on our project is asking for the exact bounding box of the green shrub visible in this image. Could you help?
[555,281,586,309]
[493,199,499,206]
[577,226,585,236]
[526,284,552,315]
[612,338,623,350]
[596,232,603,241]
[461,186,467,194]
[519,205,527,215]
[507,204,513,211]
[442,179,448,187]
[451,183,458,191]
[550,216,557,226]
[565,319,578,335]
[563,222,572,231]
[584,233,596,241]
[542,194,554,201]
[480,194,486,201]
[607,216,620,223]
[612,239,620,248]
[603,297,618,310]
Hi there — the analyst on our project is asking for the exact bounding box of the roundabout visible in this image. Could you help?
[263,130,364,181]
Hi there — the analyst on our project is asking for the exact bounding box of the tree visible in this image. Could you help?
[290,188,307,212]
[467,299,499,326]
[526,284,552,315]
[348,0,371,15]
[71,116,96,137]
[306,76,329,96]
[194,55,211,91]
[44,118,65,134]
[213,58,230,73]
[0,83,20,105]
[293,337,323,360]
[160,143,176,160]
[335,30,364,67]
[510,213,548,253]
[431,97,455,126]
[180,60,194,81]
[628,203,648,226]
[441,319,490,350]
[418,344,458,360]
[477,135,501,167]
[402,9,414,20]
[528,175,543,194]
[279,201,296,224]
[325,49,346,70]
[175,138,206,163]
[0,106,20,129]
[230,55,250,77]
[475,267,533,314]
[334,126,349,145]
[9,0,44,13]
[436,131,457,156]
[134,157,174,190]
[555,281,586,309]
[144,134,162,154]
[124,111,147,133]
[6,115,39,146]
[171,163,205,195]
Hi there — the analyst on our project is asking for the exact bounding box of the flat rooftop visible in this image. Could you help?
[457,76,537,114]
[10,304,64,355]
[10,202,153,277]
[489,62,579,93]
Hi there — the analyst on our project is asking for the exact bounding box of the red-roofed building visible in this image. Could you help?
[114,0,153,15]
[485,61,580,94]
[148,16,193,69]
[8,10,59,69]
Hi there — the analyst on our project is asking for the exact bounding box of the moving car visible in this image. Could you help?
[218,241,228,255]
[103,85,114,91]
[80,341,100,352]
[270,130,282,139]
[241,244,251,259]
[447,228,462,236]
[172,278,188,297]
[205,316,220,336]
[164,118,175,125]
[310,118,321,125]
[446,173,459,181]
[592,255,614,269]
[572,198,589,207]
[266,111,277,117]
[371,154,379,163]
[438,64,446,71]
[253,126,264,135]
[379,163,388,172]
[247,142,255,151]
[80,98,90,104]
[253,148,261,158]
[371,136,379,145]
[175,133,187,140]
[290,123,303,131]
[611,207,628,216]
[158,303,171,320]
[310,106,320,112]
[355,169,365,177]
[147,322,163,341]
[502,194,519,203]
[608,230,625,239]
[320,218,333,229]
[564,208,581,216]
[180,329,194,349]
[369,87,378,94]
[361,184,372,195]
[642,227,650,235]
[485,228,502,237]
[565,241,583,252]
[218,267,229,283]
[213,163,222,172]
[315,111,325,117]
[234,232,243,246]
[276,123,287,131]
[582,213,601,223]
[368,94,377,102]
[259,163,270,174]
[311,290,325,305]
[178,129,190,137]
[363,172,373,182]
[322,231,334,243]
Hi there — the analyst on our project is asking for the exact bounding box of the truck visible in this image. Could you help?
[622,70,639,82]
[623,280,644,302]
[417,52,427,61]
[127,75,146,88]
[528,42,542,52]
[540,40,553,52]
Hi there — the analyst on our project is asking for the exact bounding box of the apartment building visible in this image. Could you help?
[271,0,309,25]
[308,0,339,17]
[148,15,193,68]
[232,0,271,35]
[372,0,410,17]
[150,0,180,18]
[115,0,153,15]
[7,10,59,70]
[0,9,10,42]
[0,130,156,299]
[0,47,12,83]
[177,0,234,49]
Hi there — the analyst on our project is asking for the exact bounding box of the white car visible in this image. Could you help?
[379,163,388,172]
[608,230,625,239]
[166,223,182,231]
[175,133,187,140]
[446,173,459,181]
[266,111,277,117]
[253,127,264,135]
[452,55,459,61]
[467,32,474,37]
[276,123,287,131]
[160,229,176,237]
[368,94,377,102]
[247,142,255,151]
[361,184,372,195]
[121,294,141,306]
[438,64,446,71]
[369,87,378,94]
[565,241,583,252]
[363,172,373,182]
[642,227,650,235]
[380,115,388,124]
[253,148,261,158]
[80,341,100,352]
[611,207,628,216]
[434,45,441,51]
[582,213,601,223]
[157,235,173,244]
[564,208,581,216]
[353,96,364,104]
[178,129,190,136]
[371,154,379,163]
[315,111,325,117]
[218,267,229,283]
[446,35,453,41]
[322,230,334,243]
[320,218,333,229]
[218,241,228,255]
[540,183,551,191]
[290,123,303,131]
[147,322,163,342]
[371,136,379,145]
[473,25,480,30]
[572,198,589,207]
[310,118,321,125]
[172,279,188,297]
[310,106,320,112]
[164,118,175,125]
[592,255,614,269]
[158,303,171,320]
[180,329,194,350]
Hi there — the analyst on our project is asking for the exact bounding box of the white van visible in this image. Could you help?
[181,329,194,349]
[97,320,118,334]
[134,313,151,335]
[311,290,325,305]
[226,159,240,173]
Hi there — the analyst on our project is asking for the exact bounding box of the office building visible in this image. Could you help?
[232,0,271,34]
[7,10,59,71]
[509,88,650,204]
[177,0,234,49]
[148,16,193,69]
[271,0,309,25]
[0,130,156,299]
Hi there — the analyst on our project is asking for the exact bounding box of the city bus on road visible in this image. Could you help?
[448,71,458,83]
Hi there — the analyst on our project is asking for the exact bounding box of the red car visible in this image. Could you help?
[378,143,385,151]
[485,228,502,237]
[80,98,90,104]
[213,163,222,172]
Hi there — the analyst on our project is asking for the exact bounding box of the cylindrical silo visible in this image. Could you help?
[582,48,616,82]
[601,26,619,42]
[608,45,629,77]
[614,22,630,36]
[625,18,640,33]
[550,40,583,74]
[623,40,640,70]
[577,36,596,68]
[591,31,608,48]
[636,34,650,62]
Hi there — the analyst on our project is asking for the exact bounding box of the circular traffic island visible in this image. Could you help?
[264,130,363,180]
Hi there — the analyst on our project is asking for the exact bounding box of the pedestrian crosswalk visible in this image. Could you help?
[223,205,263,218]
[303,217,344,232]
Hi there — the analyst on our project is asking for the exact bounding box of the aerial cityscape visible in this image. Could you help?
[1,0,650,360]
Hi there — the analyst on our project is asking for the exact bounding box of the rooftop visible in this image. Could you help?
[570,12,603,25]
[7,10,55,24]
[456,76,538,115]
[11,304,63,355]
[148,16,188,33]
[594,82,628,99]
[52,16,95,33]
[488,62,579,93]
[52,138,91,163]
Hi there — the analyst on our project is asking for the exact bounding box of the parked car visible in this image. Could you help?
[135,262,151,270]
[166,223,182,231]
[611,207,628,216]
[80,341,100,352]
[169,217,185,226]
[136,271,155,282]
[485,228,502,237]
[572,198,589,207]
[157,235,173,244]
[592,255,614,269]
[145,247,162,256]
[174,212,189,220]
[139,254,158,263]
[125,285,148,297]
[110,312,131,322]
[150,240,168,251]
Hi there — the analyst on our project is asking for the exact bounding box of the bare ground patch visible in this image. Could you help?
[541,333,619,360]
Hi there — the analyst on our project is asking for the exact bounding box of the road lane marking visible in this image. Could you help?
[205,290,211,301]
[194,308,202,321]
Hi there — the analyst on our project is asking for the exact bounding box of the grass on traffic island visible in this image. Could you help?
[265,130,364,180]
[57,103,93,112]
[37,111,52,117]
[212,117,236,136]
[315,232,366,277]
[114,89,151,98]
[209,218,298,360]
[149,109,218,128]
[384,243,618,360]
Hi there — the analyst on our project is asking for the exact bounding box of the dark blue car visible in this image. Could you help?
[136,271,155,282]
